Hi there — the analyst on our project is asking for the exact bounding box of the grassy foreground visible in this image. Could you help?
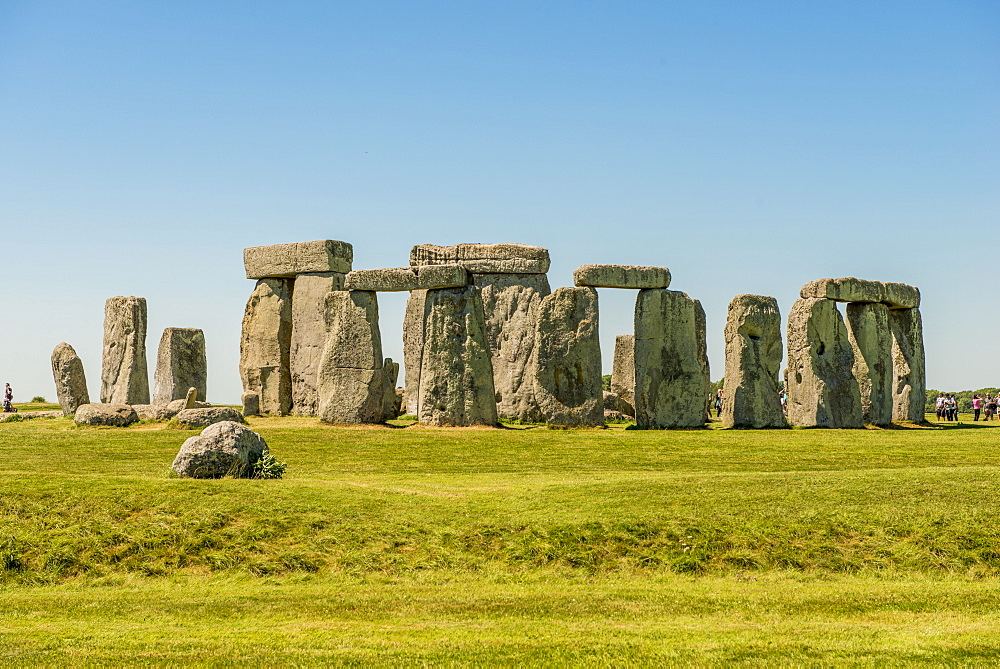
[2,412,1000,663]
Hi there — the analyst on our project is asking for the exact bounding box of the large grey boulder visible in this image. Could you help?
[100,296,150,405]
[785,298,863,428]
[721,295,786,428]
[176,407,245,428]
[290,272,345,416]
[410,243,550,274]
[51,342,90,417]
[530,287,603,427]
[244,239,353,279]
[152,328,206,404]
[402,289,427,415]
[889,308,926,422]
[171,421,268,479]
[845,302,892,425]
[317,291,396,423]
[611,334,635,415]
[132,398,212,422]
[633,289,709,428]
[240,278,293,416]
[573,265,671,289]
[74,403,139,427]
[345,265,468,292]
[417,285,498,426]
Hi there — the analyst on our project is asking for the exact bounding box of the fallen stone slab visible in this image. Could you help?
[175,407,245,428]
[74,404,139,427]
[410,243,550,274]
[244,239,353,279]
[171,421,267,479]
[51,342,90,416]
[345,264,468,291]
[0,410,62,422]
[131,399,213,422]
[573,265,671,289]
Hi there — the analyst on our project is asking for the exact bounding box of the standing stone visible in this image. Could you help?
[241,391,260,417]
[417,285,498,427]
[290,272,346,415]
[611,335,636,415]
[101,296,150,405]
[721,295,786,428]
[633,289,709,428]
[51,342,90,417]
[381,359,400,419]
[845,302,892,425]
[694,299,712,421]
[785,298,863,428]
[240,279,293,416]
[530,287,603,427]
[473,273,551,421]
[317,291,395,423]
[402,289,427,415]
[889,308,926,422]
[184,387,199,409]
[152,328,207,404]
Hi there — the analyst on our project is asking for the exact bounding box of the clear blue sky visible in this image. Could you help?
[2,0,997,403]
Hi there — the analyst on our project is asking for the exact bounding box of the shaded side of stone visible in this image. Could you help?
[721,295,786,428]
[417,286,498,426]
[152,328,207,404]
[51,342,89,416]
[240,278,293,416]
[845,302,892,425]
[633,289,709,428]
[290,272,346,415]
[889,308,926,422]
[100,296,150,405]
[785,298,863,428]
[530,287,603,427]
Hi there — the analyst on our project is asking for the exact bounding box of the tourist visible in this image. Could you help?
[935,393,945,420]
[3,383,11,405]
[973,395,983,421]
[946,394,958,421]
[714,389,724,418]
[988,395,999,421]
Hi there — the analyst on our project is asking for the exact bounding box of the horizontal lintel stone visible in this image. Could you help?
[410,243,550,274]
[800,277,919,309]
[573,264,671,289]
[345,264,468,292]
[244,240,353,279]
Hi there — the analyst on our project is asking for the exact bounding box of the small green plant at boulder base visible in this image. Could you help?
[31,396,46,403]
[252,447,287,479]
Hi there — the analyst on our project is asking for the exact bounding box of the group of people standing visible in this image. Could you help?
[935,393,1000,422]
[2,383,14,412]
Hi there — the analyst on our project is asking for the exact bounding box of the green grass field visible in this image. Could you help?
[3,408,1000,664]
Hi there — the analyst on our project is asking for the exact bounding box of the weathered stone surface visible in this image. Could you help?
[241,391,260,417]
[0,410,61,422]
[171,421,268,479]
[418,286,498,426]
[573,265,671,289]
[785,298,863,428]
[530,287,603,427]
[611,335,635,413]
[290,272,346,416]
[345,265,468,292]
[176,407,245,428]
[152,328,206,404]
[394,387,405,417]
[633,289,710,428]
[402,290,427,415]
[240,278,293,416]
[184,387,198,409]
[603,391,622,411]
[244,240,353,279]
[74,403,139,427]
[694,299,711,421]
[132,399,211,422]
[318,291,395,423]
[101,296,150,405]
[800,278,920,309]
[410,243,550,274]
[845,302,892,425]
[51,342,90,417]
[380,359,400,419]
[474,273,551,421]
[721,295,786,428]
[889,308,926,422]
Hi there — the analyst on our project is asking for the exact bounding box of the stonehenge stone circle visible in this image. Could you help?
[240,278,293,416]
[418,285,498,426]
[101,296,150,405]
[530,287,603,427]
[410,243,550,274]
[611,334,636,416]
[317,290,397,424]
[290,272,346,415]
[152,327,207,404]
[845,302,892,425]
[889,307,926,422]
[345,264,468,292]
[244,239,353,279]
[171,421,268,479]
[74,403,139,427]
[51,342,90,416]
[785,298,863,428]
[800,277,920,310]
[633,289,710,428]
[573,264,671,289]
[722,295,786,428]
